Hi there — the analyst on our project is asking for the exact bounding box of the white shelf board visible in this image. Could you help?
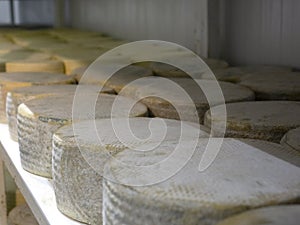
[0,123,84,225]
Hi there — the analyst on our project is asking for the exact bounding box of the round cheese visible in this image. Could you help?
[7,84,114,141]
[238,72,300,100]
[120,77,254,123]
[103,138,300,225]
[281,127,300,153]
[18,93,148,177]
[209,66,293,83]
[0,72,76,123]
[8,204,38,225]
[0,42,23,54]
[216,205,300,225]
[6,60,65,73]
[52,118,207,224]
[205,101,300,142]
[53,47,108,74]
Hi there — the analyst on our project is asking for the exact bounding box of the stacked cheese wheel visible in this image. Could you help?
[6,84,114,141]
[238,72,300,100]
[0,72,75,123]
[216,205,300,225]
[52,118,207,224]
[53,47,108,74]
[120,77,254,123]
[210,66,292,83]
[18,93,148,177]
[205,101,300,142]
[281,127,300,152]
[103,138,300,225]
[78,65,153,93]
[8,204,38,225]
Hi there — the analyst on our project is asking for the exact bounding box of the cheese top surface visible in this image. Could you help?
[19,93,147,121]
[104,138,300,208]
[281,127,300,151]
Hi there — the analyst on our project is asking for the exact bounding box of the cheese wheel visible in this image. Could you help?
[18,93,148,177]
[53,47,108,74]
[103,138,300,225]
[120,77,254,123]
[6,60,65,73]
[238,72,300,100]
[216,205,300,225]
[52,118,207,224]
[205,101,300,142]
[208,66,293,83]
[0,42,23,54]
[281,127,300,153]
[0,49,51,72]
[0,72,76,123]
[7,84,114,141]
[82,65,153,93]
[8,204,38,225]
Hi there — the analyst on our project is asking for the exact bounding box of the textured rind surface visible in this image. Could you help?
[52,118,207,224]
[120,78,254,123]
[205,101,300,143]
[280,127,300,152]
[238,72,300,100]
[215,205,300,225]
[8,204,38,225]
[5,60,65,74]
[18,94,148,178]
[0,72,76,123]
[6,84,114,141]
[103,138,300,225]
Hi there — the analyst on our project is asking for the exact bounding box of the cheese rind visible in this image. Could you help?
[7,84,114,141]
[6,60,65,74]
[280,127,300,153]
[120,77,255,123]
[205,101,300,142]
[215,205,300,225]
[103,138,300,225]
[0,72,76,123]
[52,118,207,224]
[18,94,148,177]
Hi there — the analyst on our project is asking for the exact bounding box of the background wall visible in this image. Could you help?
[223,0,300,68]
[69,0,208,57]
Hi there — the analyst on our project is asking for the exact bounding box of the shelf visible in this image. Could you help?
[0,123,84,225]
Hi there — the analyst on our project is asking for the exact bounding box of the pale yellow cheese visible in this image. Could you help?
[0,72,76,123]
[18,93,148,177]
[52,118,207,224]
[103,138,300,225]
[6,60,65,73]
[7,84,114,141]
[205,101,300,142]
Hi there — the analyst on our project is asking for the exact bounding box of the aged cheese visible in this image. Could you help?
[7,84,114,141]
[0,72,76,123]
[208,66,292,83]
[18,93,148,177]
[216,205,300,225]
[0,49,51,72]
[71,66,88,83]
[205,101,300,142]
[103,138,300,225]
[6,60,65,73]
[238,72,300,100]
[77,65,153,93]
[202,58,229,69]
[53,47,108,74]
[8,204,38,225]
[0,42,23,54]
[52,118,207,224]
[281,127,300,153]
[120,77,254,123]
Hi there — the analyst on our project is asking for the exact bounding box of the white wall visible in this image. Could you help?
[69,0,208,57]
[224,0,300,68]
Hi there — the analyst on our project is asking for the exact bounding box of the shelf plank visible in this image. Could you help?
[0,124,84,225]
